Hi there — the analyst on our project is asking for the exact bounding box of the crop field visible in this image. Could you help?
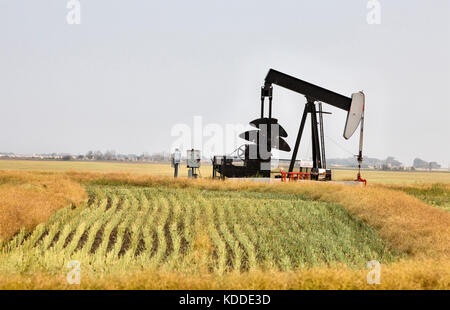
[0,160,194,177]
[0,185,397,276]
[1,159,450,183]
[0,161,449,289]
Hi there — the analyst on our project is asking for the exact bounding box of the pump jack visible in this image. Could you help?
[213,69,365,183]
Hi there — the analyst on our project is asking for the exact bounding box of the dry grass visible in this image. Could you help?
[0,160,195,177]
[1,258,448,290]
[1,170,449,290]
[332,169,450,184]
[376,183,450,212]
[1,159,449,183]
[0,171,86,241]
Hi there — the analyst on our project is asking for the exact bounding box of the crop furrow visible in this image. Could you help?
[139,196,162,260]
[125,192,153,258]
[233,200,268,266]
[108,190,142,259]
[216,200,240,271]
[150,196,170,267]
[95,194,129,258]
[224,200,255,272]
[65,190,117,254]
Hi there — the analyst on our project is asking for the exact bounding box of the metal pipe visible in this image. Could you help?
[318,102,326,169]
[288,103,309,172]
[310,103,321,169]
[269,97,272,119]
[260,98,264,118]
[357,104,365,179]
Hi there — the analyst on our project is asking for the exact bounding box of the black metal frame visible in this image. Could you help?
[263,69,352,111]
[262,69,352,175]
[318,102,326,169]
[212,69,353,181]
[286,99,323,177]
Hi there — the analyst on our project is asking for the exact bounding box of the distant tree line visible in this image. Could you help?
[413,158,441,170]
[82,150,157,161]
[0,151,171,162]
[62,151,169,162]
[328,156,404,170]
[327,156,442,170]
[1,151,443,169]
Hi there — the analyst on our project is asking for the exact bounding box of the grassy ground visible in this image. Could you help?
[2,258,449,290]
[0,171,86,240]
[66,172,450,259]
[1,159,449,183]
[0,160,194,177]
[378,183,450,212]
[0,165,449,289]
[0,185,397,275]
[333,169,450,184]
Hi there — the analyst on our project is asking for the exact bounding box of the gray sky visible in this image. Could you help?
[0,0,449,166]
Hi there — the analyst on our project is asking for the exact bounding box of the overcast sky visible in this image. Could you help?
[0,1,449,166]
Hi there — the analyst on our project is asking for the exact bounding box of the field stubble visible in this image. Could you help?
[0,170,449,289]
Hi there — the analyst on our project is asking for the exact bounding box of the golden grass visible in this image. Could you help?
[1,258,448,290]
[376,183,450,212]
[1,169,449,290]
[1,159,449,183]
[332,169,450,184]
[0,171,86,241]
[0,160,194,177]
